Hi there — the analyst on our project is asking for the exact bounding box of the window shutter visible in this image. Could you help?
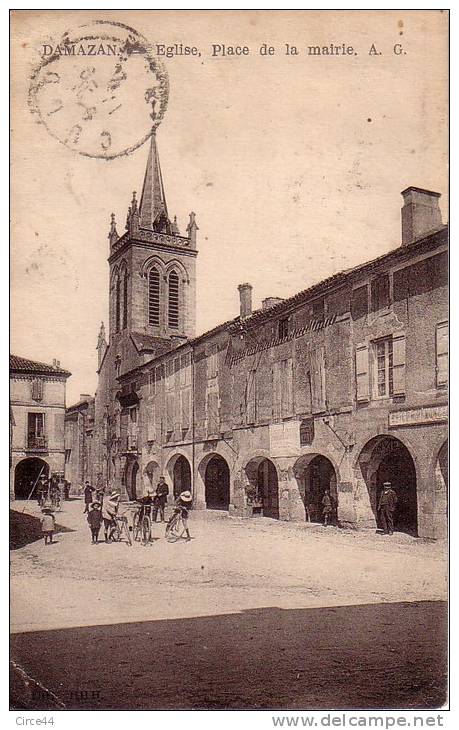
[281,359,294,417]
[436,322,448,387]
[355,344,370,402]
[311,348,326,413]
[272,362,282,420]
[120,411,128,449]
[32,379,43,401]
[181,388,191,429]
[207,392,219,435]
[166,393,174,432]
[246,370,257,424]
[147,404,156,441]
[392,335,406,395]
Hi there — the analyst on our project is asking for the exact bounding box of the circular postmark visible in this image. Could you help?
[28,20,169,160]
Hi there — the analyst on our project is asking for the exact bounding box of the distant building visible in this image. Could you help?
[64,394,95,494]
[84,127,447,539]
[10,355,71,499]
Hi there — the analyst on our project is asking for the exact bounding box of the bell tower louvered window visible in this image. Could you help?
[115,276,121,333]
[168,271,179,329]
[148,268,160,326]
[123,271,128,329]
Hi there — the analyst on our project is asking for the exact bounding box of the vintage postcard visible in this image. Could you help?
[10,9,448,715]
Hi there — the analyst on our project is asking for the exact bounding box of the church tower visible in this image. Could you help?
[107,130,198,348]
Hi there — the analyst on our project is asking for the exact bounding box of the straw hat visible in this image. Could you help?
[179,491,192,502]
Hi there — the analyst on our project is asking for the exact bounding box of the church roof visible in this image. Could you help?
[130,332,174,356]
[10,354,71,376]
[139,132,170,231]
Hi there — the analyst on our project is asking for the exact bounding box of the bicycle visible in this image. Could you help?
[165,510,187,542]
[132,505,152,546]
[110,514,132,546]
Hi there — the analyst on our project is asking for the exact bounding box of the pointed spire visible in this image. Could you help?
[97,322,107,369]
[139,131,171,233]
[171,215,180,235]
[186,211,198,247]
[97,322,106,349]
[108,213,119,246]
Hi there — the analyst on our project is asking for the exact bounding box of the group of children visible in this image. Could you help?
[39,480,193,546]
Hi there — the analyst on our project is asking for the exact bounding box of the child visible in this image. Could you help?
[41,507,55,545]
[87,501,102,544]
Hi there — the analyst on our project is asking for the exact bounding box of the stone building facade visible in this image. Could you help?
[10,355,71,499]
[89,129,448,539]
[64,395,95,494]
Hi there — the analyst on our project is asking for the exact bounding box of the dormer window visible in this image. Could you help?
[279,317,289,340]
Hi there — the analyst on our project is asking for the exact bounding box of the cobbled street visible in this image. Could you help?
[10,499,447,710]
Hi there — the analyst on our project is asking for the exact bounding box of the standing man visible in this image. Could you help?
[154,476,169,523]
[83,481,95,514]
[378,481,398,535]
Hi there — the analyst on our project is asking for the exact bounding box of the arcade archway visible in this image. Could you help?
[124,459,139,501]
[293,454,338,524]
[245,457,279,519]
[14,458,49,500]
[169,455,192,499]
[357,435,418,535]
[203,455,230,510]
[435,441,448,519]
[144,460,160,490]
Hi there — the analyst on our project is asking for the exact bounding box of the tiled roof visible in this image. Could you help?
[10,354,71,376]
[130,332,174,356]
[231,225,448,330]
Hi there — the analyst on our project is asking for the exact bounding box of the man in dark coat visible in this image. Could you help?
[83,481,95,513]
[153,476,169,522]
[378,482,398,535]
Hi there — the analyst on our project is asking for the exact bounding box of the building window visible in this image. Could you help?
[115,275,121,332]
[65,449,71,463]
[115,357,121,378]
[123,271,128,329]
[31,379,43,401]
[246,369,257,424]
[148,370,156,395]
[312,298,325,319]
[370,273,390,313]
[168,271,179,329]
[28,412,46,448]
[373,338,393,397]
[181,353,192,386]
[208,344,218,379]
[278,317,289,340]
[436,322,448,387]
[148,267,160,326]
[273,358,294,419]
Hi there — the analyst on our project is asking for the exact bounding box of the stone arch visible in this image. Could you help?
[140,255,166,279]
[198,453,230,510]
[434,440,448,522]
[144,459,161,489]
[164,258,190,284]
[244,456,279,519]
[124,458,139,501]
[14,457,49,499]
[356,435,418,535]
[293,453,338,524]
[166,452,192,499]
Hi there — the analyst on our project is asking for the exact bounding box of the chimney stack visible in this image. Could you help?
[238,283,253,319]
[401,187,443,246]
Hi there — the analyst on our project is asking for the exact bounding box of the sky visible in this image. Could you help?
[11,10,448,405]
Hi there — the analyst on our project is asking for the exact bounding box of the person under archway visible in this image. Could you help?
[378,481,398,535]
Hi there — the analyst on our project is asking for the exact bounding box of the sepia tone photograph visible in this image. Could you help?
[10,9,448,712]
